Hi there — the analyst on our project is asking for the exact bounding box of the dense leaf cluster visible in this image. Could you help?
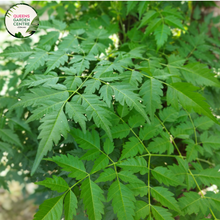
[1,1,220,219]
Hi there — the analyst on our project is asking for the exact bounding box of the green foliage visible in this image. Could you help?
[1,1,220,220]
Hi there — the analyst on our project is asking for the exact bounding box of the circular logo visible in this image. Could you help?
[4,3,39,38]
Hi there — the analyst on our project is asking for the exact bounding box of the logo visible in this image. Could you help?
[4,3,39,38]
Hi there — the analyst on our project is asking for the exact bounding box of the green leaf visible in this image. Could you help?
[176,158,194,190]
[152,166,184,186]
[0,177,9,190]
[207,192,220,211]
[64,76,82,90]
[21,74,59,87]
[95,168,116,183]
[117,157,148,175]
[138,2,149,19]
[148,136,174,154]
[194,169,220,186]
[134,200,149,220]
[31,109,69,175]
[128,114,145,128]
[46,50,68,73]
[35,175,69,193]
[118,170,144,184]
[111,83,150,124]
[65,98,87,134]
[154,24,171,48]
[126,2,138,15]
[110,123,130,139]
[171,121,193,139]
[159,106,179,123]
[83,79,101,94]
[120,137,144,160]
[82,40,106,55]
[50,154,88,180]
[121,70,143,87]
[168,82,219,124]
[77,94,113,140]
[58,31,79,51]
[180,63,220,87]
[26,101,64,123]
[178,192,208,215]
[80,149,100,161]
[64,190,78,219]
[140,78,163,120]
[71,128,100,150]
[138,10,157,29]
[0,77,4,91]
[138,58,162,72]
[186,141,203,162]
[11,87,68,109]
[94,60,124,77]
[0,44,33,59]
[0,129,22,148]
[145,18,162,36]
[103,138,114,155]
[151,186,180,212]
[39,20,53,29]
[194,116,214,130]
[165,54,185,83]
[161,6,183,19]
[0,142,14,155]
[108,179,136,220]
[33,195,64,220]
[200,131,220,154]
[139,123,159,141]
[99,71,123,82]
[60,66,77,75]
[151,205,174,220]
[87,28,109,40]
[117,103,130,118]
[52,19,66,31]
[99,84,114,108]
[70,57,90,75]
[193,5,201,20]
[81,178,105,220]
[23,49,48,78]
[167,86,179,111]
[91,154,109,173]
[38,31,60,47]
[128,182,148,197]
[164,15,184,30]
